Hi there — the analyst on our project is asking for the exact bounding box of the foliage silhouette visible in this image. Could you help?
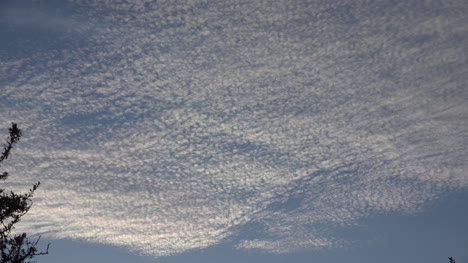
[0,123,49,263]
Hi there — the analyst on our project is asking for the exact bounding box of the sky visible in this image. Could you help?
[0,0,467,262]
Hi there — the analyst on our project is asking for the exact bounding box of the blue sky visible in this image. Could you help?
[1,0,467,262]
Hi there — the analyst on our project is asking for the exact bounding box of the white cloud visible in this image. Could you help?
[2,0,467,257]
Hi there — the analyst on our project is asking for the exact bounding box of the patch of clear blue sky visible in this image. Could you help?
[0,0,85,59]
[37,189,468,263]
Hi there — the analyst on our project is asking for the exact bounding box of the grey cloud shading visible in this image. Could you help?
[1,0,467,257]
[0,0,94,61]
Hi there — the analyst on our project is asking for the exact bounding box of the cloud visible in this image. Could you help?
[0,2,91,33]
[1,0,467,257]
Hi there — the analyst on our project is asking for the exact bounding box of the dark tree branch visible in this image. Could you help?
[1,123,49,263]
[0,123,22,164]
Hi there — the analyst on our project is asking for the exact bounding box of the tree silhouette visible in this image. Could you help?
[0,123,49,263]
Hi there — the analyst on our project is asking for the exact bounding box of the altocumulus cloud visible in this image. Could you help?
[1,0,467,257]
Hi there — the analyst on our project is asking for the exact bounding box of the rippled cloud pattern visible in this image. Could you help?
[1,0,467,257]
